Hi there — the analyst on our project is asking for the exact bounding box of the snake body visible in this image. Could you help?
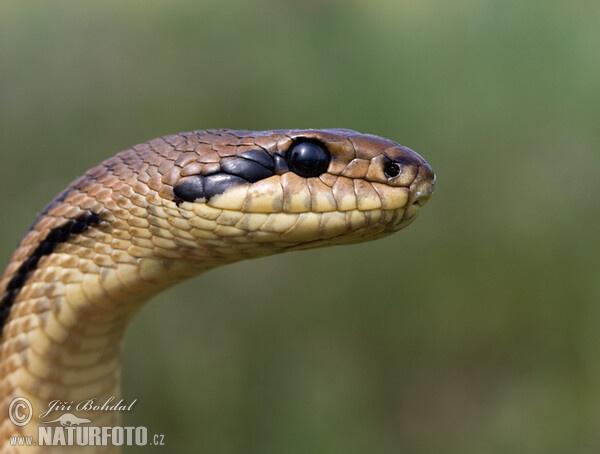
[0,129,434,452]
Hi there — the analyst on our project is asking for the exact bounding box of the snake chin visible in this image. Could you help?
[274,206,419,253]
[175,201,417,259]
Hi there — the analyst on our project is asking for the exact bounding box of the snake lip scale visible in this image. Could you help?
[0,128,435,452]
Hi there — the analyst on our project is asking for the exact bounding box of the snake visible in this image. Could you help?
[0,129,434,452]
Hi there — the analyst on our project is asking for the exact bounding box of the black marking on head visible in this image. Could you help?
[273,154,289,173]
[239,149,274,170]
[172,150,278,206]
[220,157,273,182]
[203,174,248,199]
[0,211,101,333]
[173,176,205,205]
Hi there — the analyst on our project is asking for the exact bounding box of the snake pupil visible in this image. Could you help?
[287,142,330,178]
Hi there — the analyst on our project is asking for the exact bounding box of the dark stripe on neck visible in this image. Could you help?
[0,212,101,332]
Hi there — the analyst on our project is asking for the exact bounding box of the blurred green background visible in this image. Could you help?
[1,0,599,452]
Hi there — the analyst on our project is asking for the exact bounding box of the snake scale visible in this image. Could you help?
[0,129,434,452]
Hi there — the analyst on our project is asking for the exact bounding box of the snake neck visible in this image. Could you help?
[0,232,210,447]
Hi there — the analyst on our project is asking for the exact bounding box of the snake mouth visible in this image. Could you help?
[177,202,416,256]
[412,191,432,208]
[408,162,435,208]
[277,206,417,252]
[174,168,429,250]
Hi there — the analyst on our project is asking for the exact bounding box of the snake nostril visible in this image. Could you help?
[383,161,400,179]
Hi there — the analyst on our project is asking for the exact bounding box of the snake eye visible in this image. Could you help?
[287,142,330,178]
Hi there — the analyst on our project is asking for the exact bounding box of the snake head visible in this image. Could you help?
[164,129,435,256]
[0,128,435,337]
